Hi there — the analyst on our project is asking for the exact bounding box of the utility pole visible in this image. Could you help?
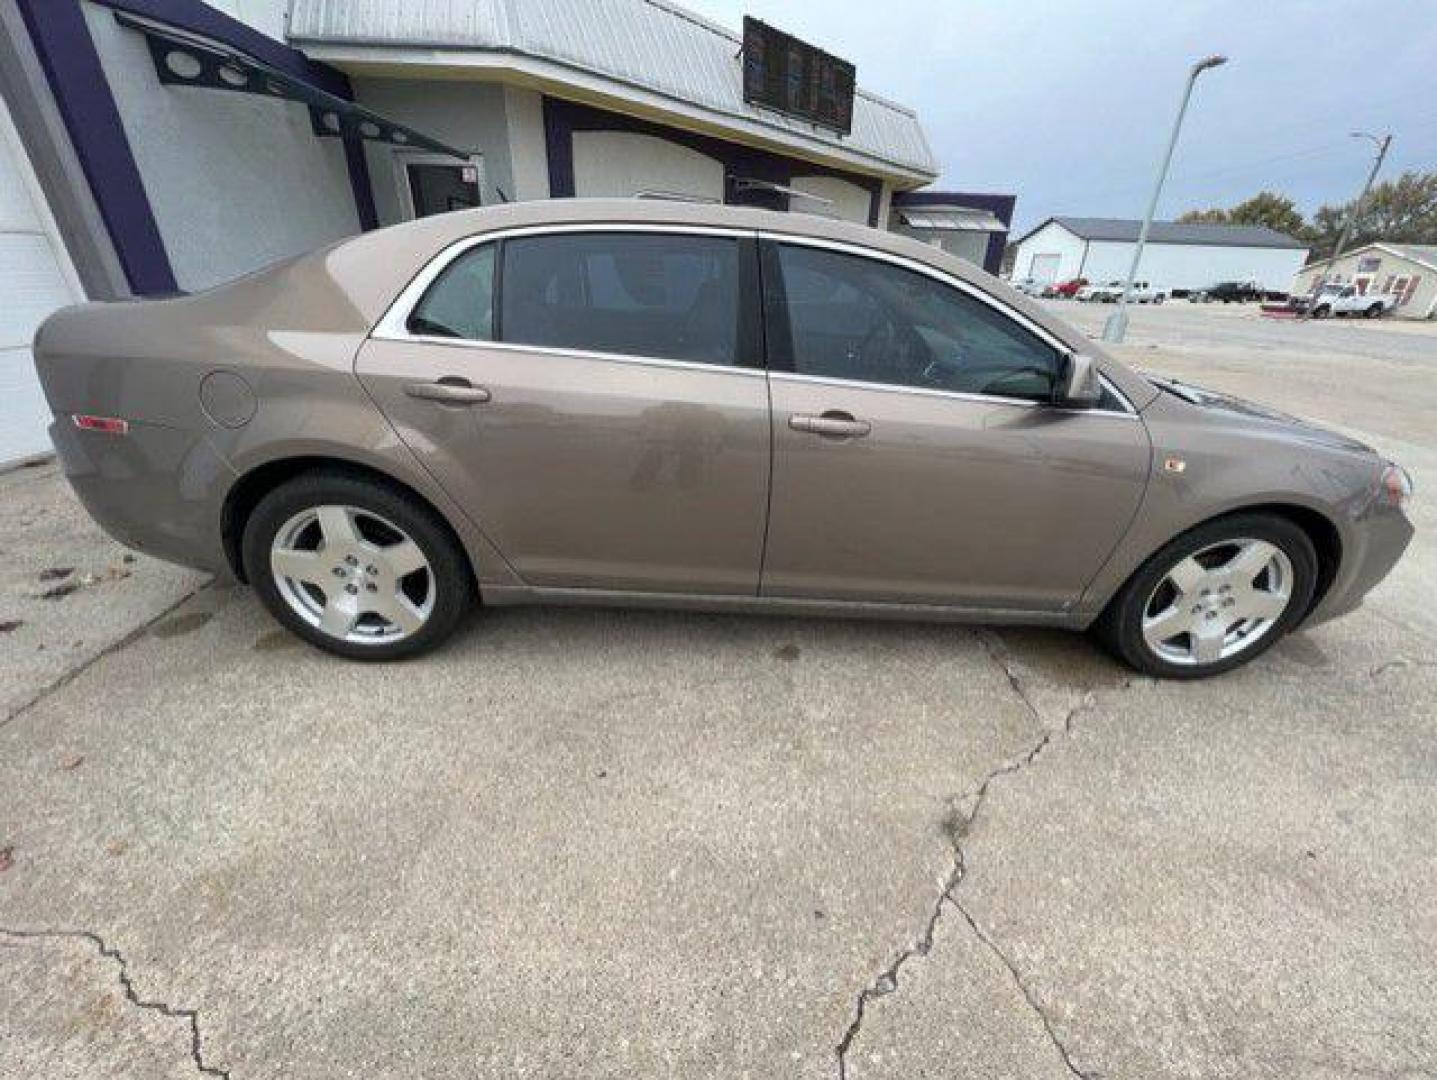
[1103,55,1228,344]
[1316,132,1392,287]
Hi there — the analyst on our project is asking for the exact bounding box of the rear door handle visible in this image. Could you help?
[789,411,871,438]
[404,379,491,405]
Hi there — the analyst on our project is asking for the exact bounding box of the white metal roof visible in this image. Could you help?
[1017,216,1307,250]
[1301,242,1437,274]
[898,207,1006,233]
[286,0,938,182]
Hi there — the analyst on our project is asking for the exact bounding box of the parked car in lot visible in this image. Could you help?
[1076,280,1123,301]
[1190,280,1264,303]
[1296,283,1396,318]
[1009,277,1047,297]
[1128,281,1168,304]
[33,200,1414,678]
[1043,277,1088,298]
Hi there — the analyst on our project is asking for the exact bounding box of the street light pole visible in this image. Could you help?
[1103,54,1228,344]
[1316,131,1392,287]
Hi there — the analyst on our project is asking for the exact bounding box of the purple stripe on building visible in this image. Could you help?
[13,0,378,296]
[15,0,177,294]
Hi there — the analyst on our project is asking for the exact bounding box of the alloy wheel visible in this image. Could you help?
[1140,538,1294,667]
[269,504,435,644]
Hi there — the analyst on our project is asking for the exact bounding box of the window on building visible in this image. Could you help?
[500,232,741,365]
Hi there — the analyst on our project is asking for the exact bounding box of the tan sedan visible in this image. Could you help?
[34,201,1413,677]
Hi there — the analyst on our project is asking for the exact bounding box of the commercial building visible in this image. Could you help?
[4,0,1022,466]
[1291,242,1437,320]
[888,190,1015,276]
[1011,216,1308,293]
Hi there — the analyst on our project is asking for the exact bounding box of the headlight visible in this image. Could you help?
[1378,461,1414,508]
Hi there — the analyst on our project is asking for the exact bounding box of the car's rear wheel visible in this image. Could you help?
[1366,303,1383,318]
[241,471,474,660]
[1095,514,1317,678]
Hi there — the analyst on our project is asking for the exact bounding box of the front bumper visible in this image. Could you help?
[49,416,235,578]
[1303,502,1415,627]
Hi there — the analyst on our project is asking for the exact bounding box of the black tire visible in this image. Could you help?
[1093,513,1318,679]
[1365,303,1383,318]
[241,470,475,661]
[1313,304,1331,319]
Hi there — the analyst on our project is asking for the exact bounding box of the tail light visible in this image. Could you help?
[72,414,129,435]
[1378,461,1414,508]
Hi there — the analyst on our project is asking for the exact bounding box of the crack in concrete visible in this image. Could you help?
[0,927,230,1078]
[833,629,1097,1080]
[1370,657,1437,679]
[1,582,210,732]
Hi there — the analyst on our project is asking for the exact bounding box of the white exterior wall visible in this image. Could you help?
[84,2,359,292]
[1012,222,1087,282]
[571,131,723,201]
[203,0,289,40]
[1292,248,1437,319]
[1079,240,1307,293]
[503,86,549,201]
[353,78,515,225]
[0,89,84,464]
[789,174,871,224]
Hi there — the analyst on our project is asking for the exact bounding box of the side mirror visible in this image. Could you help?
[1056,353,1103,408]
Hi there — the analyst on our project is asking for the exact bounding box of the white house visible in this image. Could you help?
[1011,216,1308,293]
[1291,242,1437,320]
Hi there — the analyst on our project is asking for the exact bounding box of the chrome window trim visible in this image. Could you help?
[770,370,1139,419]
[371,221,1140,416]
[372,222,754,346]
[758,232,1139,418]
[375,333,767,379]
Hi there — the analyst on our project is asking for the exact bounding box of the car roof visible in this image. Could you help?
[319,198,1159,409]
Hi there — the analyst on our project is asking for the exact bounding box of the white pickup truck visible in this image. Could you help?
[1081,280,1166,303]
[1305,283,1397,318]
[1077,280,1123,301]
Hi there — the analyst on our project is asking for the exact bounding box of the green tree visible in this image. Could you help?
[1306,170,1437,258]
[1178,191,1305,237]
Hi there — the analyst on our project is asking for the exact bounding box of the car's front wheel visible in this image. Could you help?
[241,471,474,660]
[1095,514,1317,678]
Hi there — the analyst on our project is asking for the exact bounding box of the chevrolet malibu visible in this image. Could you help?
[33,201,1413,677]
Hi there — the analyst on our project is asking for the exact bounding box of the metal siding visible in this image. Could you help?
[1050,215,1305,251]
[1080,240,1307,293]
[287,0,936,177]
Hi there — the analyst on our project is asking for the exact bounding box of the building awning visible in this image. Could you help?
[113,12,470,160]
[898,207,1007,233]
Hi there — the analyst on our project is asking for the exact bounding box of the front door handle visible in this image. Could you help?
[404,378,492,405]
[789,411,871,439]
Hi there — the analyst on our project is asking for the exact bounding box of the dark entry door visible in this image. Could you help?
[406,163,480,218]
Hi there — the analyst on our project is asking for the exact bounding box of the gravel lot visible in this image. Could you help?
[2,301,1434,1080]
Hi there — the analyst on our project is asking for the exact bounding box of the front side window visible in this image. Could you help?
[500,232,741,366]
[407,242,495,341]
[766,243,1061,401]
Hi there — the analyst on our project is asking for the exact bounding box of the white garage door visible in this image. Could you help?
[1,94,83,466]
[1029,253,1061,283]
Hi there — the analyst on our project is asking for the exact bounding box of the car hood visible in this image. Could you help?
[1142,375,1376,455]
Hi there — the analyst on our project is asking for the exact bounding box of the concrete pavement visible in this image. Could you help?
[2,303,1434,1080]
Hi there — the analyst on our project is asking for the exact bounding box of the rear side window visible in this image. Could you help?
[500,232,741,365]
[407,243,495,341]
[766,243,1062,402]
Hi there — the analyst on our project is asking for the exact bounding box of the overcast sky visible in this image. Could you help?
[682,0,1437,233]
